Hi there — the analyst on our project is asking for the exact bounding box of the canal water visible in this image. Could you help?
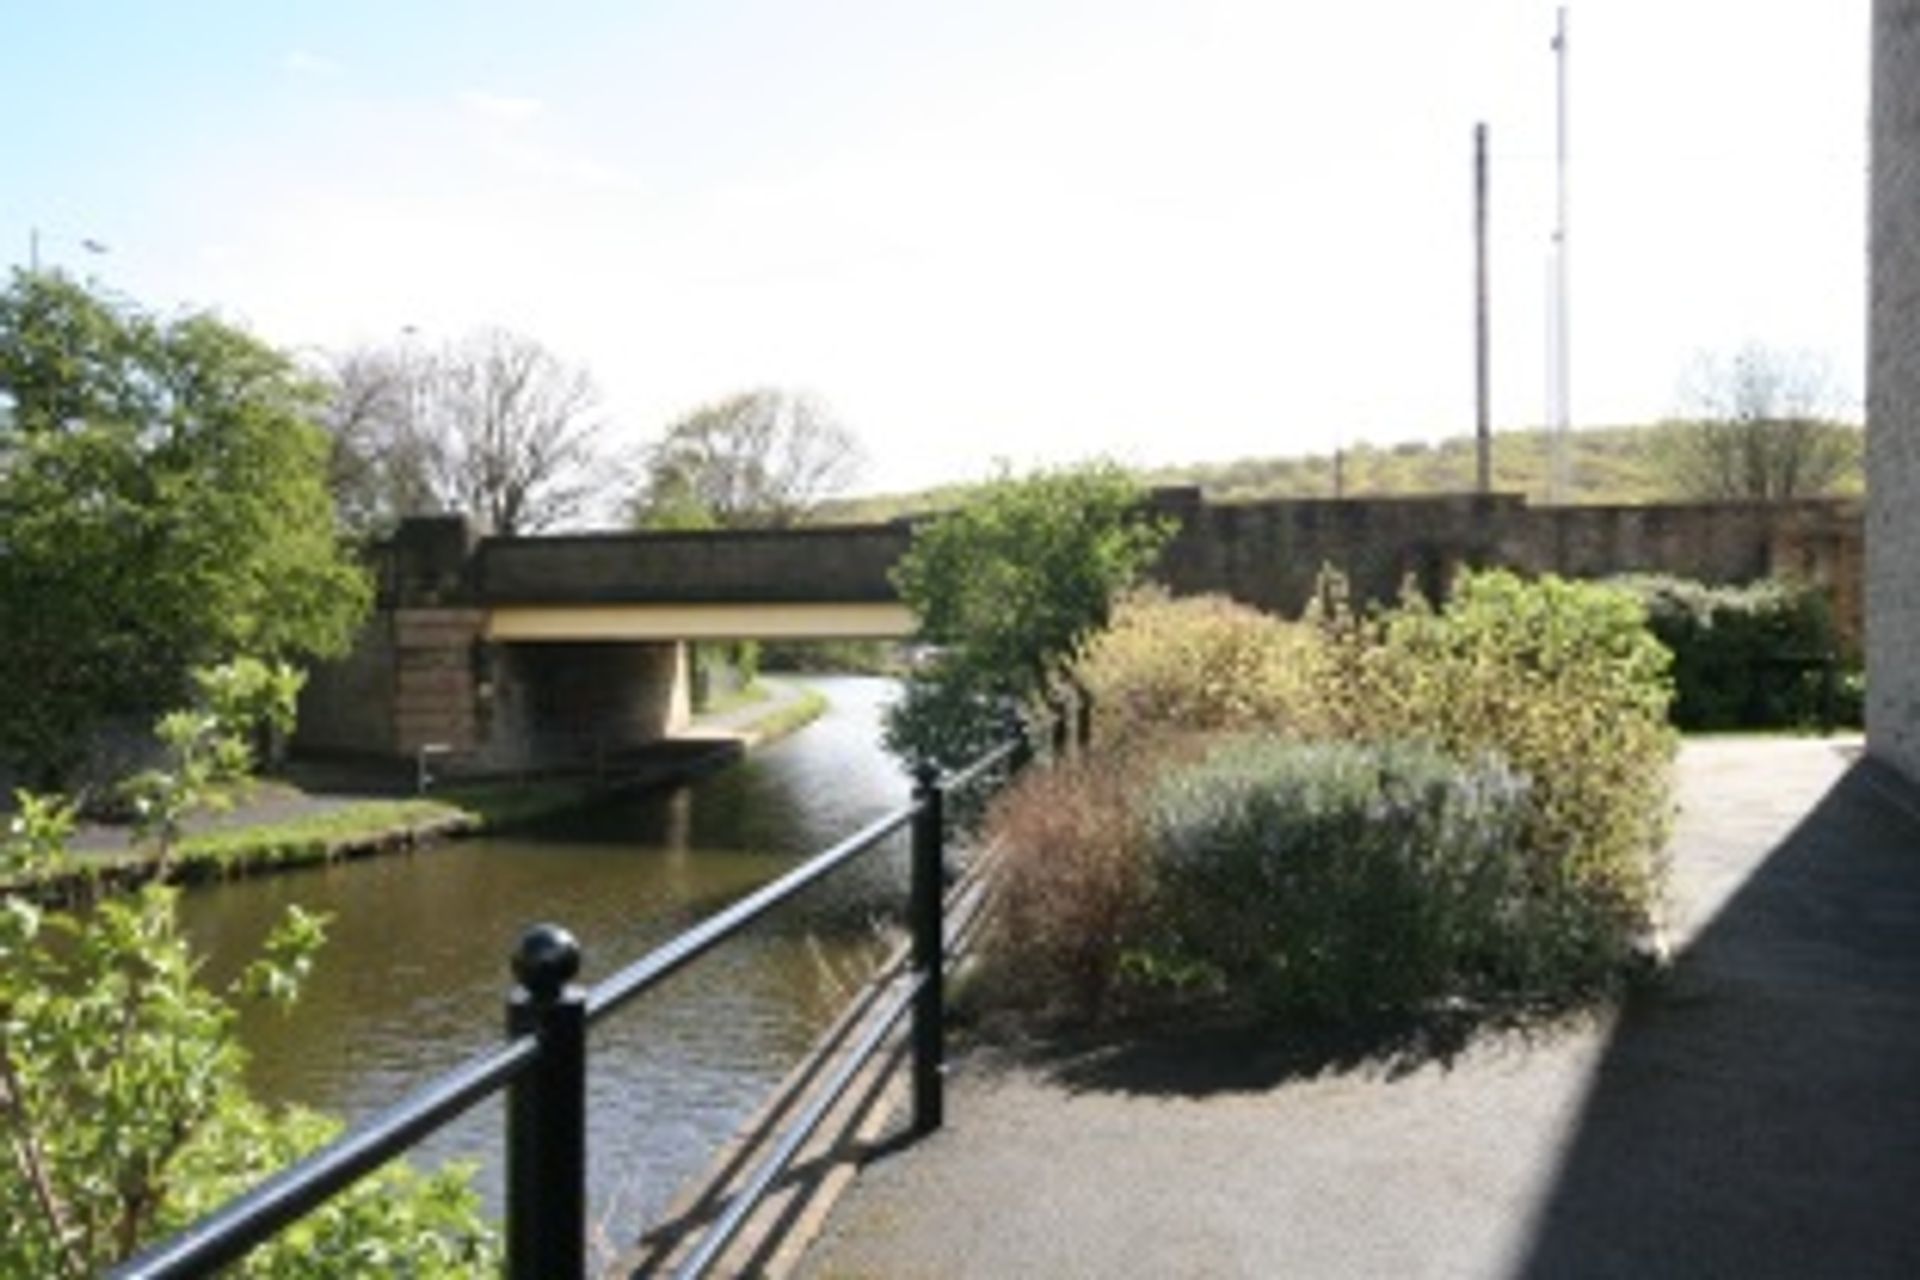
[178,676,910,1244]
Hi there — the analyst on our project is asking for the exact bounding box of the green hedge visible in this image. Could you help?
[1611,575,1844,730]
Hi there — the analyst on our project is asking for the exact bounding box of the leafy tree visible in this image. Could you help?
[629,388,863,529]
[1656,344,1861,500]
[885,464,1175,768]
[0,271,371,787]
[319,329,606,537]
[0,662,497,1276]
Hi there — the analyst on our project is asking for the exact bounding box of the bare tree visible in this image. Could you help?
[1658,344,1861,500]
[320,329,606,536]
[319,346,441,537]
[426,329,603,535]
[630,388,864,529]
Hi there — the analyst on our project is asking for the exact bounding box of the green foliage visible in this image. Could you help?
[0,270,370,786]
[1146,740,1532,1019]
[1321,570,1677,951]
[0,661,496,1275]
[1079,589,1334,741]
[1611,574,1850,729]
[980,569,1678,1026]
[886,463,1175,767]
[690,641,761,711]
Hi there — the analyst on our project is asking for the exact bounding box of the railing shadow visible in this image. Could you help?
[1513,757,1920,1278]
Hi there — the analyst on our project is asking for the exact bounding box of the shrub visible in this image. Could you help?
[1145,739,1531,1019]
[973,751,1158,1022]
[978,568,1678,1027]
[1079,589,1334,743]
[1610,574,1847,730]
[1317,569,1676,968]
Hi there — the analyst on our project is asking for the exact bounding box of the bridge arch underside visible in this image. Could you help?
[485,640,691,772]
[475,602,914,772]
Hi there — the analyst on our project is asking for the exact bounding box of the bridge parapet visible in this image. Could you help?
[379,517,915,608]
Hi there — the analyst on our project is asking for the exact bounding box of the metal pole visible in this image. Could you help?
[506,925,587,1280]
[1550,5,1572,501]
[1474,121,1492,494]
[909,764,945,1135]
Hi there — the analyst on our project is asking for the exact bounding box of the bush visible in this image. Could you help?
[973,752,1158,1022]
[1145,739,1530,1018]
[1318,570,1676,960]
[1611,574,1847,730]
[1080,589,1333,743]
[976,569,1678,1027]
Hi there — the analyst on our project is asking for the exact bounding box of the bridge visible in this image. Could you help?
[297,492,1862,773]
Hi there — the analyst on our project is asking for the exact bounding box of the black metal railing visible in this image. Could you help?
[113,734,1030,1280]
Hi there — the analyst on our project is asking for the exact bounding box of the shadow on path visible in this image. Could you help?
[1006,1007,1503,1098]
[1515,758,1920,1278]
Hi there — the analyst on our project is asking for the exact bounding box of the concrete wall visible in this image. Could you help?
[1870,0,1920,778]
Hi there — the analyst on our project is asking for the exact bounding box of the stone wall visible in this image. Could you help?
[1870,0,1920,779]
[478,640,689,772]
[1155,492,1864,651]
[295,618,398,756]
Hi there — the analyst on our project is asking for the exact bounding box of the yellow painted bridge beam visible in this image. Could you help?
[485,601,916,642]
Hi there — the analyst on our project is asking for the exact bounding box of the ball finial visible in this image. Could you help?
[512,923,581,999]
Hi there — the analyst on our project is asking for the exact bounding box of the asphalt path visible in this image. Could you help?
[799,736,1920,1279]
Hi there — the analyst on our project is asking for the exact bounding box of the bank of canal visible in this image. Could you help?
[176,675,910,1246]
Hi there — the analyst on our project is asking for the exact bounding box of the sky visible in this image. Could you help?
[1,1,1871,500]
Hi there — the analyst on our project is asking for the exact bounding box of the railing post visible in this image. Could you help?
[506,924,587,1280]
[1010,718,1034,776]
[910,762,945,1135]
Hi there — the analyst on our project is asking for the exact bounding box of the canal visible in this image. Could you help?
[178,675,909,1244]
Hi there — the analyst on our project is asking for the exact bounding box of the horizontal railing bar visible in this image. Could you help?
[673,970,927,1280]
[587,803,916,1025]
[114,1035,541,1280]
[942,739,1019,797]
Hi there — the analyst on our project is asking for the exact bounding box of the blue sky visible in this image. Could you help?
[2,1,1871,498]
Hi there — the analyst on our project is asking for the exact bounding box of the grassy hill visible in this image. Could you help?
[820,422,1866,522]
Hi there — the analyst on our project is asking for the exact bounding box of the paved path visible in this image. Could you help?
[799,737,1920,1279]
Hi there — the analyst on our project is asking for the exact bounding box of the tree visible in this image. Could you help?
[884,463,1175,768]
[629,388,863,529]
[0,270,371,787]
[316,346,440,538]
[319,329,606,537]
[1657,344,1862,500]
[0,662,496,1276]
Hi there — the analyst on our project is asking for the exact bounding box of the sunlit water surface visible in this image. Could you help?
[178,676,908,1242]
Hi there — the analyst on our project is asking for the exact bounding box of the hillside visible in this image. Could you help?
[820,423,1866,522]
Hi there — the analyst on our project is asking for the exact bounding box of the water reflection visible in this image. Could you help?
[177,676,907,1239]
